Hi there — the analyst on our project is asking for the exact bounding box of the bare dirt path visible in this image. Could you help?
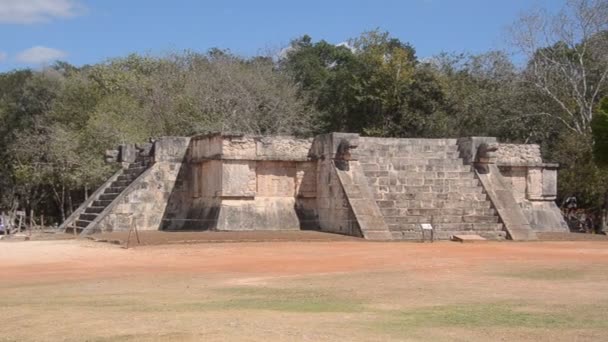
[1,239,608,341]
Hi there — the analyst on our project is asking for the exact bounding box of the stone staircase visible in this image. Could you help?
[66,159,149,234]
[357,138,506,240]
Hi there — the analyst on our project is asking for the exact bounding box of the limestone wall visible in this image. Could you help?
[316,158,361,236]
[458,138,568,233]
[93,137,190,232]
[84,133,568,236]
[311,133,366,237]
[161,133,318,231]
[96,162,182,232]
[456,137,497,165]
[495,144,543,165]
[189,133,312,161]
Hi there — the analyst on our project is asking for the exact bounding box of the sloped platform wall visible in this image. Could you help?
[458,137,568,236]
[81,137,190,234]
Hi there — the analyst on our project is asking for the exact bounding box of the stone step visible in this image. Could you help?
[418,178,481,187]
[84,206,105,214]
[377,192,489,202]
[99,193,119,201]
[358,145,459,155]
[365,171,475,180]
[359,138,458,146]
[128,161,146,169]
[106,186,126,194]
[372,196,492,209]
[396,158,464,166]
[359,153,462,163]
[377,207,496,216]
[111,180,130,187]
[124,168,145,176]
[387,222,504,232]
[370,185,483,194]
[367,178,480,187]
[383,215,499,224]
[389,165,471,172]
[79,213,98,222]
[75,220,92,228]
[117,175,135,182]
[359,157,464,166]
[361,158,465,167]
[93,200,113,207]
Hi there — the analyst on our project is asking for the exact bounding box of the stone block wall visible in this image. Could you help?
[315,158,361,237]
[95,137,190,232]
[161,133,319,231]
[459,139,568,233]
[78,132,567,238]
[495,144,543,165]
[96,162,181,231]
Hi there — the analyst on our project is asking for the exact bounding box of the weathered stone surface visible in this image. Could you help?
[542,167,558,199]
[256,136,312,160]
[222,161,255,197]
[520,201,569,232]
[456,137,497,165]
[475,164,537,240]
[94,161,184,232]
[154,137,191,162]
[104,149,119,163]
[119,144,137,163]
[495,143,542,165]
[66,132,565,240]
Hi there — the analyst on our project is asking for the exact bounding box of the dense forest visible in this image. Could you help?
[1,0,608,225]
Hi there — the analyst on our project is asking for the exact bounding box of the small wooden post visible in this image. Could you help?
[125,217,140,249]
[134,218,141,244]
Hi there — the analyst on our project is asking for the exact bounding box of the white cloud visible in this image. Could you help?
[0,0,84,24]
[0,51,7,62]
[336,41,356,53]
[16,46,67,64]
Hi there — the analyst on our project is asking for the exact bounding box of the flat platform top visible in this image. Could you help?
[451,234,487,242]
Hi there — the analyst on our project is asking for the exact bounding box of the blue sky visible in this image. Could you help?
[0,0,564,71]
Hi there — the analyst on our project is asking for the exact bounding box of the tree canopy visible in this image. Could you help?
[1,1,608,223]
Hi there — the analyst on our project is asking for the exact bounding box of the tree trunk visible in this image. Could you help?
[60,184,66,223]
[603,191,608,233]
[67,190,73,217]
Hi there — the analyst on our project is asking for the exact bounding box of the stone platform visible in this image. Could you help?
[61,132,569,241]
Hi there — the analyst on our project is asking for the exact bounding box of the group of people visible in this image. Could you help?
[562,195,604,234]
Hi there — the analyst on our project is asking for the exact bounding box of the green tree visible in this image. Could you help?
[592,97,608,166]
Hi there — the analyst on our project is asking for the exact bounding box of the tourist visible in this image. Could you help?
[563,195,578,216]
[0,212,5,235]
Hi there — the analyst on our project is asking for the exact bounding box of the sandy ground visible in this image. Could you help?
[1,238,608,341]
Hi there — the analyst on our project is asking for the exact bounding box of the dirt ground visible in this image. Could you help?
[86,230,358,246]
[1,238,608,341]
